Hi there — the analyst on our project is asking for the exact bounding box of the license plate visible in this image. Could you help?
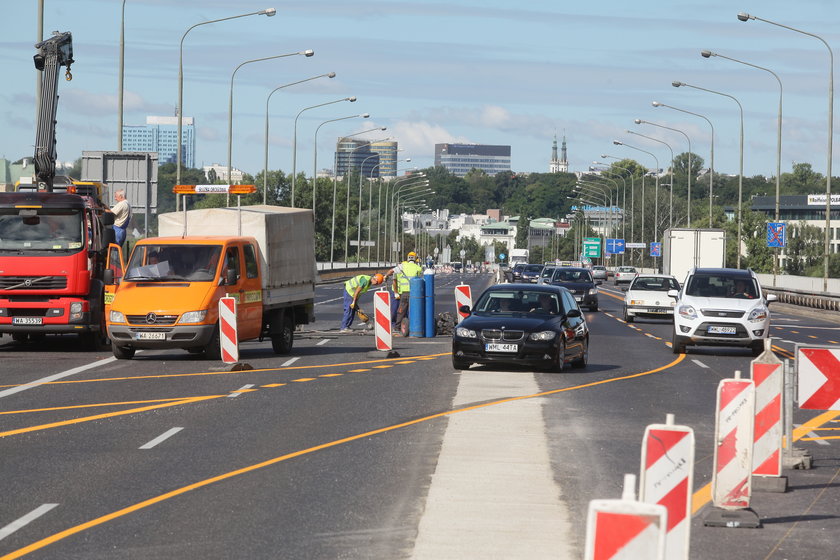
[485,343,518,353]
[708,325,736,335]
[12,317,42,325]
[575,296,583,302]
[136,332,166,340]
[648,308,670,314]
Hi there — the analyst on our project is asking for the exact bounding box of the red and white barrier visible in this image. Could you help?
[454,284,472,324]
[219,296,238,363]
[797,347,840,410]
[751,343,784,478]
[374,289,392,351]
[711,371,755,509]
[585,474,666,560]
[639,413,694,560]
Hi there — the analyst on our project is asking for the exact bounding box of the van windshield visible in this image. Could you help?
[125,244,223,282]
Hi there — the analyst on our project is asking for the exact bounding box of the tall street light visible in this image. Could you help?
[263,72,335,204]
[381,172,424,263]
[591,163,628,263]
[291,96,356,206]
[371,156,409,263]
[118,0,126,150]
[228,49,314,200]
[635,119,692,226]
[701,49,784,283]
[652,101,715,228]
[357,147,387,266]
[627,130,674,230]
[614,140,660,249]
[600,155,639,246]
[177,8,276,193]
[736,12,833,289]
[673,80,744,267]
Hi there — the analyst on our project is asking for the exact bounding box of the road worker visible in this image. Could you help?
[341,273,384,332]
[392,251,423,333]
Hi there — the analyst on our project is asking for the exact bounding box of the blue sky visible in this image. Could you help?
[2,0,838,180]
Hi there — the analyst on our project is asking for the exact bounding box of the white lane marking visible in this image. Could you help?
[227,384,254,398]
[139,427,184,450]
[0,358,118,399]
[0,504,59,541]
[781,340,796,344]
[317,339,330,346]
[315,297,343,306]
[280,357,300,367]
[795,424,831,446]
[692,359,709,369]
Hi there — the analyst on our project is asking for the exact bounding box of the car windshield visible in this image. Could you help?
[475,289,561,315]
[551,269,592,283]
[619,267,636,273]
[630,277,680,291]
[125,244,223,282]
[685,274,758,299]
[523,264,543,273]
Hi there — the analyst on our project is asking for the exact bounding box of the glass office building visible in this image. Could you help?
[434,143,511,177]
[122,116,195,169]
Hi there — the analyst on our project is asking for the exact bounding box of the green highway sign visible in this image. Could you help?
[583,237,601,258]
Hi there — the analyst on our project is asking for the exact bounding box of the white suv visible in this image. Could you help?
[669,268,777,356]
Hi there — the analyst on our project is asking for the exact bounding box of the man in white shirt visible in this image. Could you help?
[110,189,130,247]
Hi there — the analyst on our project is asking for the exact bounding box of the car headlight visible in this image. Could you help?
[529,330,557,341]
[748,306,769,322]
[677,304,697,320]
[178,310,208,324]
[109,310,126,323]
[588,288,598,295]
[455,327,477,338]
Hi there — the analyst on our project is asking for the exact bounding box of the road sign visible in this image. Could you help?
[626,242,646,249]
[499,253,506,261]
[584,237,601,258]
[650,242,662,257]
[606,238,626,254]
[797,347,840,410]
[459,249,466,258]
[767,223,786,248]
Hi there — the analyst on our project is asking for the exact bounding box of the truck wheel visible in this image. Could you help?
[271,317,294,355]
[113,345,135,359]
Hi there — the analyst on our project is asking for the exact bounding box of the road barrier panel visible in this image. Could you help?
[796,345,840,410]
[705,370,760,528]
[219,296,238,364]
[584,473,667,560]
[454,284,472,324]
[751,339,787,493]
[374,289,392,351]
[639,413,694,560]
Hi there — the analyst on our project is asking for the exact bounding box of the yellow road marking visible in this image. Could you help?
[1,355,688,559]
[319,374,343,378]
[292,378,316,382]
[0,397,188,415]
[260,383,285,388]
[373,365,392,369]
[349,369,371,372]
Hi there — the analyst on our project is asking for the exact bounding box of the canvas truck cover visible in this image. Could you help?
[157,205,316,291]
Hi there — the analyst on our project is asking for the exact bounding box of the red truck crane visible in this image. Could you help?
[0,32,124,348]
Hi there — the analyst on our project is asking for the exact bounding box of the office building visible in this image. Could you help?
[434,143,511,177]
[751,194,840,267]
[335,138,382,178]
[122,116,195,169]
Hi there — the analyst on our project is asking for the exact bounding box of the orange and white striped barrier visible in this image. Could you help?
[639,413,694,560]
[454,284,472,324]
[585,474,666,560]
[374,289,392,351]
[751,340,784,479]
[219,296,238,363]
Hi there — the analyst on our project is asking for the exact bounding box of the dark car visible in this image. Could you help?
[548,267,599,311]
[520,263,544,283]
[509,263,526,282]
[452,283,589,372]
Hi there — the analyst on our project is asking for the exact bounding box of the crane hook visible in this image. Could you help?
[65,65,72,81]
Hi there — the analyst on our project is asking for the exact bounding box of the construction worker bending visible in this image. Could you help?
[341,273,384,332]
[392,251,423,333]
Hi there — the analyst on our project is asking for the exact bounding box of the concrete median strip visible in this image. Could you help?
[411,370,574,559]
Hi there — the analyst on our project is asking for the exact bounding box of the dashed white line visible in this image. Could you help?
[139,427,184,449]
[0,359,118,399]
[794,424,831,446]
[280,357,300,367]
[0,504,59,541]
[227,384,254,398]
[691,359,709,369]
[317,339,330,346]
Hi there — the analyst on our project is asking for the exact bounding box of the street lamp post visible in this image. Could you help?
[600,156,637,245]
[672,80,744,267]
[177,8,276,199]
[737,12,833,291]
[354,146,387,265]
[592,164,628,263]
[634,119,692,226]
[369,156,409,262]
[291,96,356,206]
[389,180,430,262]
[263,72,335,204]
[652,101,715,228]
[118,0,126,150]
[614,140,660,245]
[626,130,674,230]
[228,49,313,203]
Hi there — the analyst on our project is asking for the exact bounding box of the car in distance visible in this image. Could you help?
[537,265,557,284]
[547,267,599,311]
[623,274,680,323]
[614,266,638,285]
[509,262,526,282]
[592,265,608,281]
[670,268,777,356]
[520,263,544,283]
[452,283,589,372]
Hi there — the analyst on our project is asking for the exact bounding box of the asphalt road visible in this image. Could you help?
[0,272,838,559]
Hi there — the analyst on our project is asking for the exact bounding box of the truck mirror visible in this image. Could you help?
[103,269,114,285]
[226,269,237,286]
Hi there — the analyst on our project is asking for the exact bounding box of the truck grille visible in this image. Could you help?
[0,276,67,290]
[482,329,524,341]
[126,314,179,325]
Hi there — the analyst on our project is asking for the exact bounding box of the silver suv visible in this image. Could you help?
[669,268,777,356]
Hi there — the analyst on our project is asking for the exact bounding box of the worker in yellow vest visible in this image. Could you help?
[392,251,423,333]
[341,273,384,332]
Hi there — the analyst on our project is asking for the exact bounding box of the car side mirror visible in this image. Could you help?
[766,293,778,304]
[667,289,680,299]
[459,304,471,315]
[566,308,582,318]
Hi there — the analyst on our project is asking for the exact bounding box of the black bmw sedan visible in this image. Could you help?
[452,283,589,372]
